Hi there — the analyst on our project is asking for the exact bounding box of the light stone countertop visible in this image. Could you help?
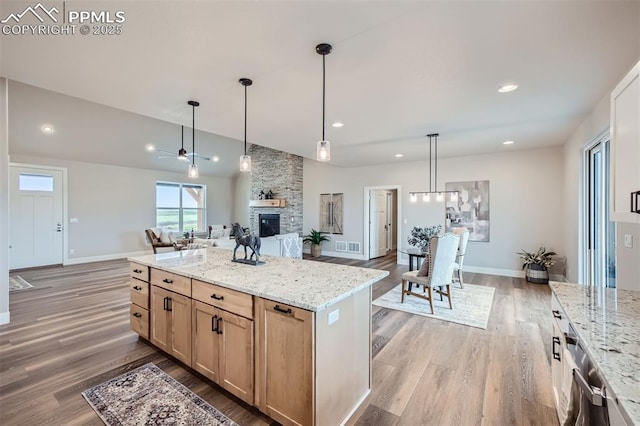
[129,248,389,312]
[549,281,640,425]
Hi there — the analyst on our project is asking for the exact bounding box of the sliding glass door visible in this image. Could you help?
[585,138,616,288]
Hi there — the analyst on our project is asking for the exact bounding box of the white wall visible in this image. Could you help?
[0,78,9,324]
[232,171,250,226]
[10,155,233,263]
[304,146,565,274]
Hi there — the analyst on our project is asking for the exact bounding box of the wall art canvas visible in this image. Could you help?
[445,180,490,242]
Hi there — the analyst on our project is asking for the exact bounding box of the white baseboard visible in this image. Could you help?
[340,388,371,426]
[303,249,366,261]
[0,311,10,325]
[64,250,151,265]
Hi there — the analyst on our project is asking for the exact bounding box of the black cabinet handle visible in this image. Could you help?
[162,278,173,284]
[210,294,224,301]
[133,269,142,274]
[273,305,292,315]
[166,297,172,312]
[552,337,561,361]
[212,315,218,332]
[133,285,142,291]
[552,310,562,319]
[133,312,142,318]
[163,296,168,311]
[631,190,640,214]
[217,317,223,335]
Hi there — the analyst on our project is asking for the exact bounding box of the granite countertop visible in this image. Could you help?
[129,248,389,312]
[549,281,640,424]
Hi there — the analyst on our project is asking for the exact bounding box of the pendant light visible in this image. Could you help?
[187,100,200,178]
[316,43,332,162]
[178,125,187,160]
[409,133,459,203]
[239,78,253,172]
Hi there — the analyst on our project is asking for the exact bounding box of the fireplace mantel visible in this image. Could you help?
[249,199,286,208]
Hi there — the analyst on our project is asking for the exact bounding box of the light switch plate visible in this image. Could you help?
[328,309,339,325]
[624,234,633,248]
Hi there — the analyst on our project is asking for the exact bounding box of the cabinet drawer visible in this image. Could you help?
[130,303,149,339]
[192,279,253,319]
[130,279,149,309]
[130,263,149,282]
[150,268,191,297]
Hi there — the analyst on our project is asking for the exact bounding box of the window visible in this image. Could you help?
[19,173,54,191]
[156,182,206,232]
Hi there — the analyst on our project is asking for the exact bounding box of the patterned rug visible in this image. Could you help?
[372,283,495,329]
[9,276,34,291]
[82,363,238,426]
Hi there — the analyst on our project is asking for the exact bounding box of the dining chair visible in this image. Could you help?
[451,227,470,288]
[400,233,460,314]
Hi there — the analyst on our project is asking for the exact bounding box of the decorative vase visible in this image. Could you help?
[310,244,322,258]
[526,264,549,284]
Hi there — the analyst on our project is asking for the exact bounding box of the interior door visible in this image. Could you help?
[369,190,388,259]
[9,166,63,269]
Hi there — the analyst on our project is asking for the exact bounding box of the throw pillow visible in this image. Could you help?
[210,230,224,239]
[416,257,430,277]
[222,228,231,238]
[159,230,172,243]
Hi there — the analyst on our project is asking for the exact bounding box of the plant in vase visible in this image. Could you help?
[303,229,331,258]
[407,225,442,252]
[517,246,557,284]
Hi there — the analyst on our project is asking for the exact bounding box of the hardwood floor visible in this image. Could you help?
[1,252,557,425]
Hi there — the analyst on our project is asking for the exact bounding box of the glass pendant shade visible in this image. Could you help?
[317,140,331,162]
[450,192,458,202]
[178,148,187,160]
[436,192,444,202]
[188,164,199,178]
[239,155,252,172]
[423,193,430,202]
[409,193,417,203]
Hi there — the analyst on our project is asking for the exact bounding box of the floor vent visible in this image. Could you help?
[347,242,361,253]
[335,241,348,252]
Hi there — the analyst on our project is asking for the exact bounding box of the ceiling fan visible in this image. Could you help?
[155,125,210,161]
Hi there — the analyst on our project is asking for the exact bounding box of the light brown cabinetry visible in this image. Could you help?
[129,262,150,338]
[150,285,192,366]
[192,300,254,404]
[255,298,314,426]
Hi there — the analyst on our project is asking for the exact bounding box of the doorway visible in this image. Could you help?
[9,164,66,269]
[583,137,616,288]
[365,187,399,260]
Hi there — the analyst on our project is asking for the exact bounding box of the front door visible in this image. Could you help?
[369,190,388,259]
[9,165,64,269]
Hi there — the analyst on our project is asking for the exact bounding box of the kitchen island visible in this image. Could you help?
[549,281,640,425]
[128,248,389,426]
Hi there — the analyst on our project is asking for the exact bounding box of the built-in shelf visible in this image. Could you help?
[249,199,286,208]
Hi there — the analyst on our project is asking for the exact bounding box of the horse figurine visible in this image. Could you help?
[231,223,261,263]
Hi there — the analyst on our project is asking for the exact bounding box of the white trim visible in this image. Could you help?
[302,248,366,260]
[340,388,371,426]
[65,250,151,265]
[0,311,9,325]
[363,185,402,264]
[8,162,69,267]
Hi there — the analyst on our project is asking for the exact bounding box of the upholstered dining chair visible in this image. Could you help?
[400,233,460,314]
[451,227,470,288]
[145,228,184,254]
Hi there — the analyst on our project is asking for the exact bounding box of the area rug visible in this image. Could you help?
[9,276,33,291]
[372,283,495,329]
[82,363,238,426]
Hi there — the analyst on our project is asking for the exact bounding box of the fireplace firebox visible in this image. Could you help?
[259,214,280,237]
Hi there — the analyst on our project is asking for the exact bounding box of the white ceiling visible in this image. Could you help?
[2,1,639,176]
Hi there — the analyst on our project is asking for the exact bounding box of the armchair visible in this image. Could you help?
[145,228,185,254]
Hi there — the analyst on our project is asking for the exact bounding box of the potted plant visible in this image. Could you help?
[517,246,557,284]
[303,229,331,257]
[407,225,442,252]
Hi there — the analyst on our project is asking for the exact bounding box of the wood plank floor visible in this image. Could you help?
[0,252,557,425]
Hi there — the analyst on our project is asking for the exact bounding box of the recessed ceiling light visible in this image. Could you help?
[211,156,220,162]
[503,140,515,145]
[498,84,518,93]
[41,124,54,134]
[395,153,403,157]
[332,121,344,128]
[145,143,156,151]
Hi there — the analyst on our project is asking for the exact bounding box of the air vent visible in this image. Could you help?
[335,241,348,252]
[347,242,361,253]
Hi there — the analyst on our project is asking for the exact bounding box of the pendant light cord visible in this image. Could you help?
[191,104,195,166]
[181,125,184,150]
[429,135,432,192]
[244,84,248,156]
[322,53,326,141]
[434,134,438,191]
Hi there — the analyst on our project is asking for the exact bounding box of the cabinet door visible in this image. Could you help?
[150,285,170,352]
[168,292,192,366]
[218,309,254,405]
[192,301,221,383]
[256,298,314,426]
[611,59,640,223]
